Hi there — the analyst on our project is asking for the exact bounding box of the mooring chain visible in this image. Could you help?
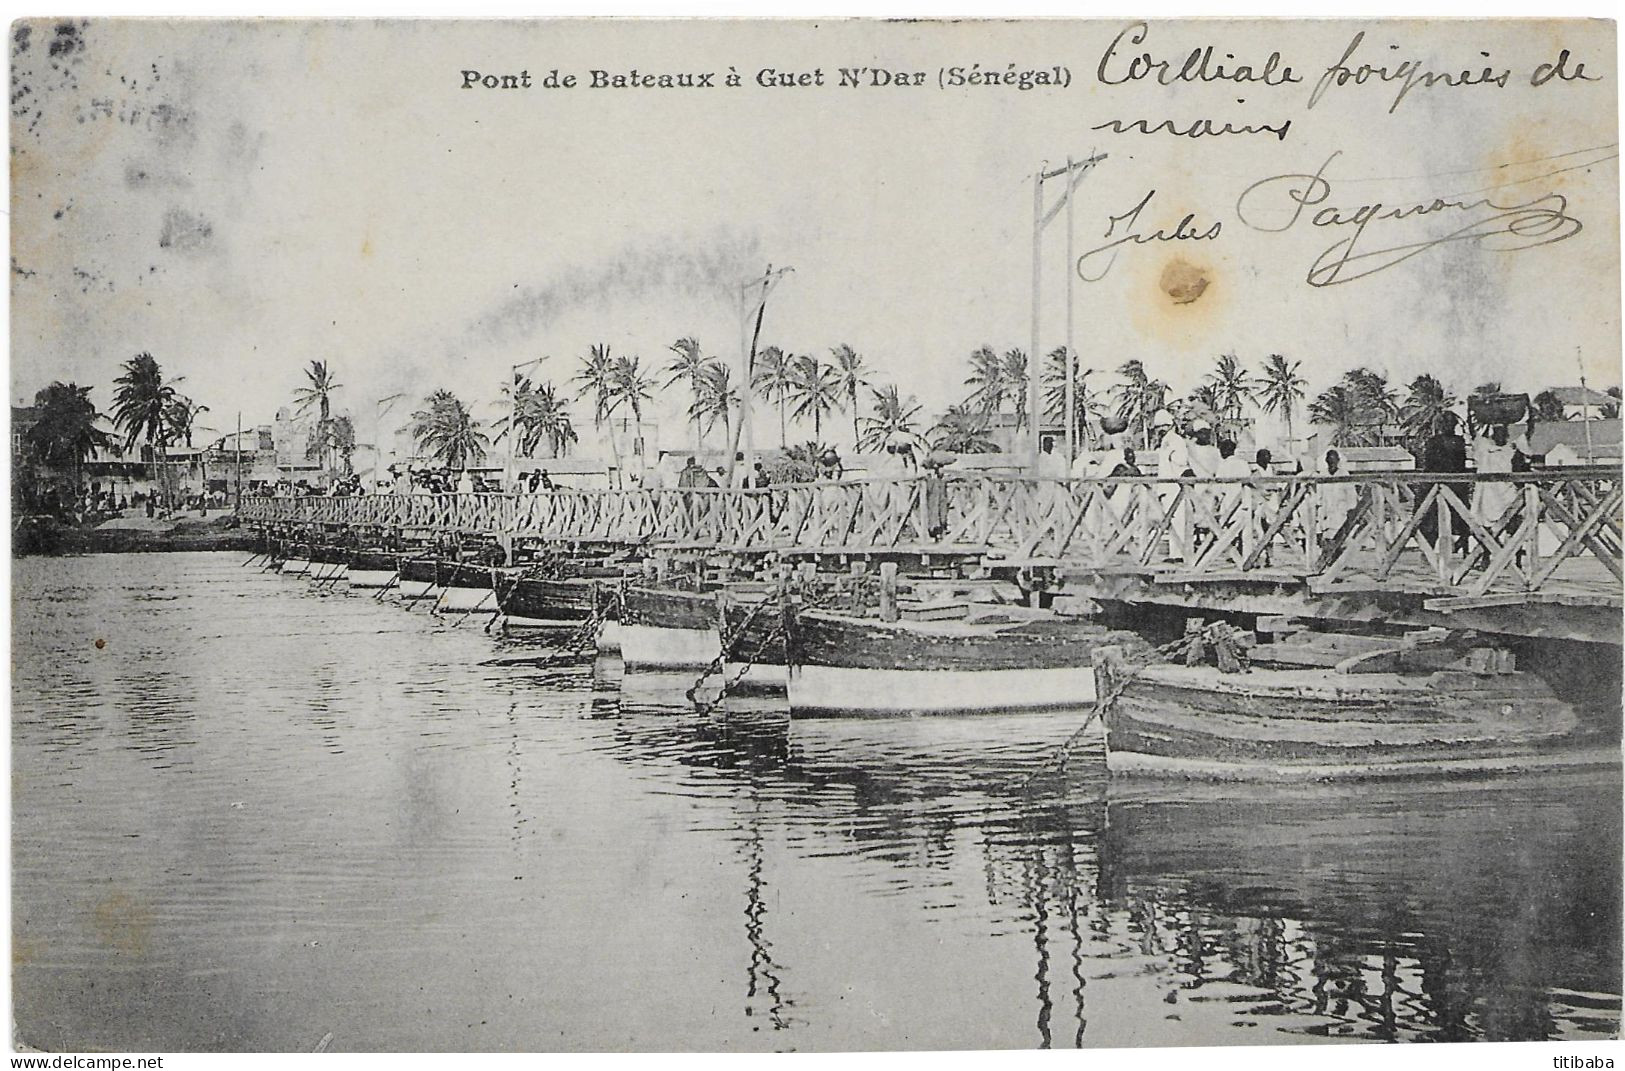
[560,602,606,657]
[1017,630,1208,791]
[685,577,860,714]
[685,593,780,710]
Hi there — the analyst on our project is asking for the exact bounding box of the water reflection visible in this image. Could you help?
[11,554,1620,1051]
[591,697,1621,1045]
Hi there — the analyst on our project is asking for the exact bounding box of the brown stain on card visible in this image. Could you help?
[1159,258,1211,305]
[1128,253,1230,354]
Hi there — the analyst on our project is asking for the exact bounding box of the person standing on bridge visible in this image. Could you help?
[1037,435,1067,479]
[1318,449,1359,543]
[678,456,716,489]
[1473,424,1516,532]
[1152,409,1190,562]
[1416,411,1469,558]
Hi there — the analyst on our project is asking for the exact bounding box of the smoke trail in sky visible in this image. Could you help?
[375,226,764,401]
[462,227,764,350]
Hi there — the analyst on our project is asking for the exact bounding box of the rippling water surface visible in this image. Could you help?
[12,553,1621,1051]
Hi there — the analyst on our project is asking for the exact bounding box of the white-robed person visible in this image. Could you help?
[1473,424,1517,532]
[1036,434,1068,479]
[1213,436,1254,557]
[1152,409,1190,561]
[1317,448,1358,544]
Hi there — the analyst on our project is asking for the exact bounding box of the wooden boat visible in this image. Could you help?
[492,574,601,631]
[395,556,442,601]
[784,605,1145,718]
[346,549,398,589]
[1092,628,1611,781]
[433,560,499,614]
[278,542,313,577]
[620,583,783,687]
[307,543,350,582]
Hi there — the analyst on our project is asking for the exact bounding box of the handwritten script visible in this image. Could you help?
[1235,152,1586,287]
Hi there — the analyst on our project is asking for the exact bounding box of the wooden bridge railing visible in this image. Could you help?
[240,468,1623,602]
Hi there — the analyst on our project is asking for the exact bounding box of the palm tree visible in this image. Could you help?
[1205,352,1255,425]
[752,345,793,448]
[930,403,999,454]
[165,395,207,447]
[1187,382,1221,414]
[292,359,341,470]
[1533,389,1565,422]
[1308,384,1367,447]
[1002,349,1030,432]
[1344,367,1399,425]
[963,345,1008,417]
[830,344,868,447]
[857,384,925,452]
[112,352,179,506]
[1401,374,1458,447]
[24,381,112,495]
[411,389,489,471]
[573,344,623,479]
[610,355,655,463]
[1109,359,1169,448]
[689,359,739,444]
[328,414,357,473]
[1257,354,1308,442]
[663,337,709,454]
[1042,347,1102,446]
[500,376,577,459]
[786,352,842,441]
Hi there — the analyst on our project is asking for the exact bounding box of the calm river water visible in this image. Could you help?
[11,552,1622,1051]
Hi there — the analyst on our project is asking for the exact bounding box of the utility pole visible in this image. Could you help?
[1064,153,1076,466]
[1578,347,1595,464]
[375,391,406,491]
[1029,166,1044,473]
[502,359,545,492]
[235,411,243,510]
[727,265,792,487]
[1030,151,1107,472]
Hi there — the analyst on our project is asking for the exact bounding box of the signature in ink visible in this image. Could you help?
[1234,151,1585,287]
[1076,189,1222,282]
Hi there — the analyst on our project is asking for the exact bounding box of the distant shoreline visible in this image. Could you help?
[13,515,258,557]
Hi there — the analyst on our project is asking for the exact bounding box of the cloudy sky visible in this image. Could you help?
[11,18,1620,451]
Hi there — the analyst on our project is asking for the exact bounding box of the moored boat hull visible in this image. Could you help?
[620,584,784,674]
[787,662,1093,717]
[619,623,721,671]
[1095,650,1597,781]
[494,576,599,630]
[347,568,396,589]
[434,585,498,614]
[432,562,498,614]
[785,609,1135,718]
[396,557,441,600]
[347,551,398,589]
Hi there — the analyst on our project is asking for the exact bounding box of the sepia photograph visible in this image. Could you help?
[8,13,1623,1055]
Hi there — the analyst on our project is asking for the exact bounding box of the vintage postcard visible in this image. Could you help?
[10,16,1622,1055]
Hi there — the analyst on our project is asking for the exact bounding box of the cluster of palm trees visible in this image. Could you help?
[22,344,1622,506]
[108,352,211,504]
[19,381,113,500]
[482,339,939,471]
[936,346,1591,457]
[410,388,490,471]
[291,360,356,474]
